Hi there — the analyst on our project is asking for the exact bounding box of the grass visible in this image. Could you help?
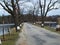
[44,26,60,34]
[44,26,55,32]
[0,28,19,45]
[0,24,23,45]
[33,23,60,34]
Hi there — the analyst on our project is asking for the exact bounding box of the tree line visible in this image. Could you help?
[0,15,59,24]
[0,0,58,31]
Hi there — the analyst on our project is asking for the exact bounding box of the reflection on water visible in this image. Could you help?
[0,24,14,36]
[0,27,9,36]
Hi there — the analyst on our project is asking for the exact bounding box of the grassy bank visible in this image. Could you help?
[33,23,60,34]
[0,28,19,45]
[44,26,60,34]
[44,26,55,32]
[0,24,23,45]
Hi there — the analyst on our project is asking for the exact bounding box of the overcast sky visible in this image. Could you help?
[0,0,60,16]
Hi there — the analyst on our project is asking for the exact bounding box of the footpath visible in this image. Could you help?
[16,24,27,45]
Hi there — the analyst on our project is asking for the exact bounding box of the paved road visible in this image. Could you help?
[16,23,60,45]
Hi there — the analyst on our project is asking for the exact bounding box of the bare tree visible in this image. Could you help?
[39,0,58,27]
[32,5,36,23]
[0,0,20,32]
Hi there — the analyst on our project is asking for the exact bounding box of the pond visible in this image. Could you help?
[0,24,14,36]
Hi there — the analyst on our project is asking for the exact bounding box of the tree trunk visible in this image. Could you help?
[12,14,19,32]
[41,16,44,27]
[15,15,19,32]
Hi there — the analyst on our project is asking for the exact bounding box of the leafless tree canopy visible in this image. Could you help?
[0,0,58,28]
[0,0,20,15]
[39,0,58,25]
[0,0,21,32]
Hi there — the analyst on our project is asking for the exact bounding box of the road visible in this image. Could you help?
[16,23,60,45]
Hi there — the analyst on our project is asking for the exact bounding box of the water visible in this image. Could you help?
[0,24,14,36]
[0,27,9,35]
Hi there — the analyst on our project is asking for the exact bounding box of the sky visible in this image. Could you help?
[0,0,60,16]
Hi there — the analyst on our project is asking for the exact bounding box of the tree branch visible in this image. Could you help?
[43,0,46,16]
[0,3,13,15]
[49,1,57,8]
[11,0,15,11]
[16,0,20,15]
[45,0,52,16]
[39,0,43,16]
[45,0,58,16]
[49,7,58,11]
[3,0,13,13]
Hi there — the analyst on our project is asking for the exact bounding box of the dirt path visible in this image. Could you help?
[16,24,27,45]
